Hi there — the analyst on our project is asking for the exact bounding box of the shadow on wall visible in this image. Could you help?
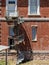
[18,0,49,7]
[16,23,33,61]
[40,0,49,7]
[18,0,28,7]
[1,0,49,7]
[1,0,6,7]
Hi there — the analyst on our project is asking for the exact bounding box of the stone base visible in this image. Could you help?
[33,53,49,60]
[21,51,49,60]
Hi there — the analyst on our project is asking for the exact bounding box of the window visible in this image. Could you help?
[8,38,14,49]
[6,0,17,16]
[32,26,37,41]
[9,27,14,36]
[28,0,40,15]
[14,26,19,36]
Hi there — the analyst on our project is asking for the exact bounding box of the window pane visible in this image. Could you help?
[8,2,15,11]
[8,38,14,49]
[8,1,15,4]
[14,26,19,36]
[9,27,14,36]
[32,27,37,41]
[30,0,37,14]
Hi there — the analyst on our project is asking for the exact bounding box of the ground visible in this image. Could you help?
[0,50,49,65]
[0,58,49,65]
[20,60,49,65]
[0,55,16,65]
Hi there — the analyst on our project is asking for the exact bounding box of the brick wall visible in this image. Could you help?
[19,22,49,50]
[18,0,49,17]
[0,21,8,45]
[0,0,49,51]
[1,0,49,17]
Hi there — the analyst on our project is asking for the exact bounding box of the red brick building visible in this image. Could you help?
[0,0,49,60]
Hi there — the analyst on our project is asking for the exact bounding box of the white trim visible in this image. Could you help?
[28,0,30,15]
[17,50,49,54]
[1,17,49,21]
[31,25,38,27]
[0,18,6,20]
[15,0,17,11]
[32,50,49,53]
[37,0,40,15]
[20,18,49,21]
[28,0,40,15]
[32,37,37,42]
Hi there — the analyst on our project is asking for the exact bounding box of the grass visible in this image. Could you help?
[20,60,49,65]
[1,60,49,65]
[0,60,5,65]
[0,60,16,65]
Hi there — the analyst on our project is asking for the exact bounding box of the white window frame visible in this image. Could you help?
[31,25,37,41]
[6,0,17,16]
[28,0,40,15]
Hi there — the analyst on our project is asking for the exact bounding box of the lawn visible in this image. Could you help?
[20,60,49,65]
[0,60,5,65]
[0,60,16,65]
[0,60,49,65]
